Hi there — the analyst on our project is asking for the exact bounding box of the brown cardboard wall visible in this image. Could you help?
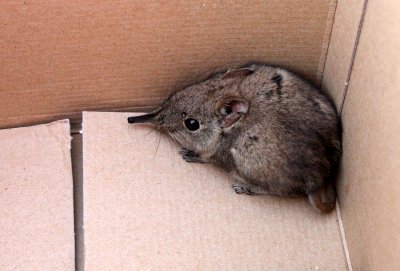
[321,0,365,106]
[0,0,336,129]
[0,120,75,270]
[335,0,400,269]
[82,112,347,270]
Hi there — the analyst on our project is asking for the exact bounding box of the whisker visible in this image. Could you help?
[166,134,178,152]
[177,132,191,149]
[144,128,156,138]
[175,133,186,148]
[154,130,162,157]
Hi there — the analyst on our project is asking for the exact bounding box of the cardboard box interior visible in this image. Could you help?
[1,0,400,270]
[323,0,400,270]
[0,0,336,129]
[0,120,75,270]
[83,112,347,270]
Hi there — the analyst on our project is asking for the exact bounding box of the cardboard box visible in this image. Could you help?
[1,0,399,270]
[0,120,75,270]
[83,112,347,270]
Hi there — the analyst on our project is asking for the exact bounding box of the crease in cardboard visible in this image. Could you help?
[338,0,369,114]
[316,0,338,86]
[80,113,88,271]
[71,134,85,271]
[335,0,400,268]
[324,2,370,270]
[336,201,353,271]
[320,0,366,107]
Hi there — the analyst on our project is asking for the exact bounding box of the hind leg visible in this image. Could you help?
[230,172,271,196]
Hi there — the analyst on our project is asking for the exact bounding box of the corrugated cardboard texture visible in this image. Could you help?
[321,0,365,107]
[83,112,347,270]
[0,0,336,129]
[0,120,75,271]
[71,134,84,271]
[338,0,400,270]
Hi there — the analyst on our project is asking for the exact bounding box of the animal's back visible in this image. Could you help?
[230,64,341,196]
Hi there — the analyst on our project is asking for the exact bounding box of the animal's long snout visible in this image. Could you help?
[127,113,155,124]
[128,109,161,124]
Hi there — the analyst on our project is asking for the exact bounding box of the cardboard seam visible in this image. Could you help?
[72,137,84,271]
[339,0,369,115]
[316,0,338,87]
[64,121,77,271]
[2,103,159,122]
[71,123,83,135]
[0,106,157,130]
[336,201,353,271]
[80,112,87,271]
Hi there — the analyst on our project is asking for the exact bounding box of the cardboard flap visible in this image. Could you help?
[83,112,347,270]
[0,120,75,270]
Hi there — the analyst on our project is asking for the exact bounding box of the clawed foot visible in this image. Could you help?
[179,148,206,163]
[232,184,254,195]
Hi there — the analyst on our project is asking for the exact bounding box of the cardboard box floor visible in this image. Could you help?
[0,115,348,270]
[0,120,75,271]
[83,112,347,270]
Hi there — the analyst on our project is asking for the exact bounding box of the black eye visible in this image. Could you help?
[184,118,200,131]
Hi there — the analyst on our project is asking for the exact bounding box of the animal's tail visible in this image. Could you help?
[308,182,336,213]
[309,131,341,213]
[309,116,342,213]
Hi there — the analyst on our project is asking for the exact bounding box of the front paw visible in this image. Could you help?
[232,184,254,195]
[179,148,201,163]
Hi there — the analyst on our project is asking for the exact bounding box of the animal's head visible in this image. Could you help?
[128,68,252,153]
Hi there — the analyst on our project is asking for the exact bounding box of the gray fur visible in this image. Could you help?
[128,63,341,212]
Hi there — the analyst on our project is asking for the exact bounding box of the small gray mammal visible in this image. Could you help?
[128,63,341,213]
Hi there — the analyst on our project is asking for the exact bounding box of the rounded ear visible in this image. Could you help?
[218,97,249,128]
[222,68,254,80]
